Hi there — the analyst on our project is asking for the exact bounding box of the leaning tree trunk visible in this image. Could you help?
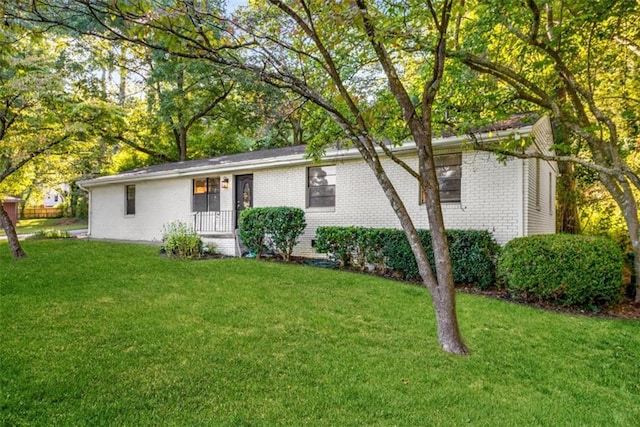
[620,201,640,303]
[361,146,468,354]
[599,172,640,303]
[0,201,27,259]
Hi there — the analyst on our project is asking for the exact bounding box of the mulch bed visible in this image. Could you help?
[457,285,640,320]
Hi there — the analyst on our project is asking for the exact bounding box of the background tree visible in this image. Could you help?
[0,25,116,258]
[453,0,640,301]
[19,0,470,353]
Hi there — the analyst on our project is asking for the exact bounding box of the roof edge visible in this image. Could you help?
[79,120,538,188]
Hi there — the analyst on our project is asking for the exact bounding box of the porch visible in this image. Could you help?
[193,210,240,256]
[193,210,236,235]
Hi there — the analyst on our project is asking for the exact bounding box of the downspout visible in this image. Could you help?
[76,182,91,237]
[517,158,525,237]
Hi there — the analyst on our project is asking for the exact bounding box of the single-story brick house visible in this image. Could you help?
[78,115,557,256]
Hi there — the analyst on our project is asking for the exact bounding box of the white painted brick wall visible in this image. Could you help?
[244,150,525,257]
[88,147,555,258]
[89,178,193,243]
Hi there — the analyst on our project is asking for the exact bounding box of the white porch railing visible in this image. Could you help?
[193,210,235,234]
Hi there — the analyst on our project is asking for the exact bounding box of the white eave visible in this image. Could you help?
[78,125,533,189]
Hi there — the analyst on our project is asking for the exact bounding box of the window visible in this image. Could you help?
[125,185,135,215]
[193,177,220,212]
[421,153,462,204]
[307,165,336,208]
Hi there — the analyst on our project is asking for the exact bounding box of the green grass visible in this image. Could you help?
[1,240,639,426]
[0,217,87,235]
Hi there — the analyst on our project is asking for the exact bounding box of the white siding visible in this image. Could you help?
[524,158,556,236]
[525,116,557,236]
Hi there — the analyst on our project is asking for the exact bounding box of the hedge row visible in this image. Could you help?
[497,234,624,309]
[315,226,500,288]
[238,207,306,261]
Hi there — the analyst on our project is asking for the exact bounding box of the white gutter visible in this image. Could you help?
[79,125,533,188]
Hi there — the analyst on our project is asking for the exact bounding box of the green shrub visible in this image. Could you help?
[264,207,306,261]
[239,207,306,260]
[354,228,390,270]
[315,226,358,267]
[382,229,500,288]
[497,234,624,310]
[161,221,203,259]
[315,226,500,287]
[238,208,270,258]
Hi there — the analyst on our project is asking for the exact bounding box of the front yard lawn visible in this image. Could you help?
[1,240,639,425]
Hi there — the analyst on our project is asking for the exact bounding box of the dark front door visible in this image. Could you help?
[235,174,253,228]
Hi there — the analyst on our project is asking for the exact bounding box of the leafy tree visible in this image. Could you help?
[20,0,469,353]
[453,0,640,301]
[0,25,116,258]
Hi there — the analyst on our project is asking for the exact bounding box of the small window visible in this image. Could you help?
[125,185,135,215]
[193,177,220,212]
[421,153,462,204]
[307,165,336,208]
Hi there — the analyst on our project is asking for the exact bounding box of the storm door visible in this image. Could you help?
[235,174,253,228]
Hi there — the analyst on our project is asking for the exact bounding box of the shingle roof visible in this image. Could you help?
[80,114,540,187]
[113,144,309,178]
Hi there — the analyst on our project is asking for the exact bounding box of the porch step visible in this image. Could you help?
[198,232,234,239]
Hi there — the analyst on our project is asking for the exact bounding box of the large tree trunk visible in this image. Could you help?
[552,119,581,234]
[0,201,27,259]
[620,199,640,303]
[556,161,581,234]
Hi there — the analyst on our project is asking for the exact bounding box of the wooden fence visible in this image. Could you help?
[22,206,64,219]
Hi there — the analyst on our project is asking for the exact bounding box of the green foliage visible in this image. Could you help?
[239,207,306,260]
[497,234,624,310]
[263,207,306,261]
[161,220,203,259]
[382,229,501,288]
[27,229,73,240]
[238,207,270,258]
[315,226,500,287]
[314,226,359,267]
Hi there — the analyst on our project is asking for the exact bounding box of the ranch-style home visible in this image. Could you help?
[78,115,557,257]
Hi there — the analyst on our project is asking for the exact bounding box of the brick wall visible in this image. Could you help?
[251,149,526,257]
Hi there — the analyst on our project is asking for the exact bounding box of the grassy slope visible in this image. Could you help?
[1,240,639,426]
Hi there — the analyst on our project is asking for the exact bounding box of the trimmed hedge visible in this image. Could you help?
[314,227,391,269]
[497,234,624,309]
[315,226,500,288]
[239,207,306,261]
